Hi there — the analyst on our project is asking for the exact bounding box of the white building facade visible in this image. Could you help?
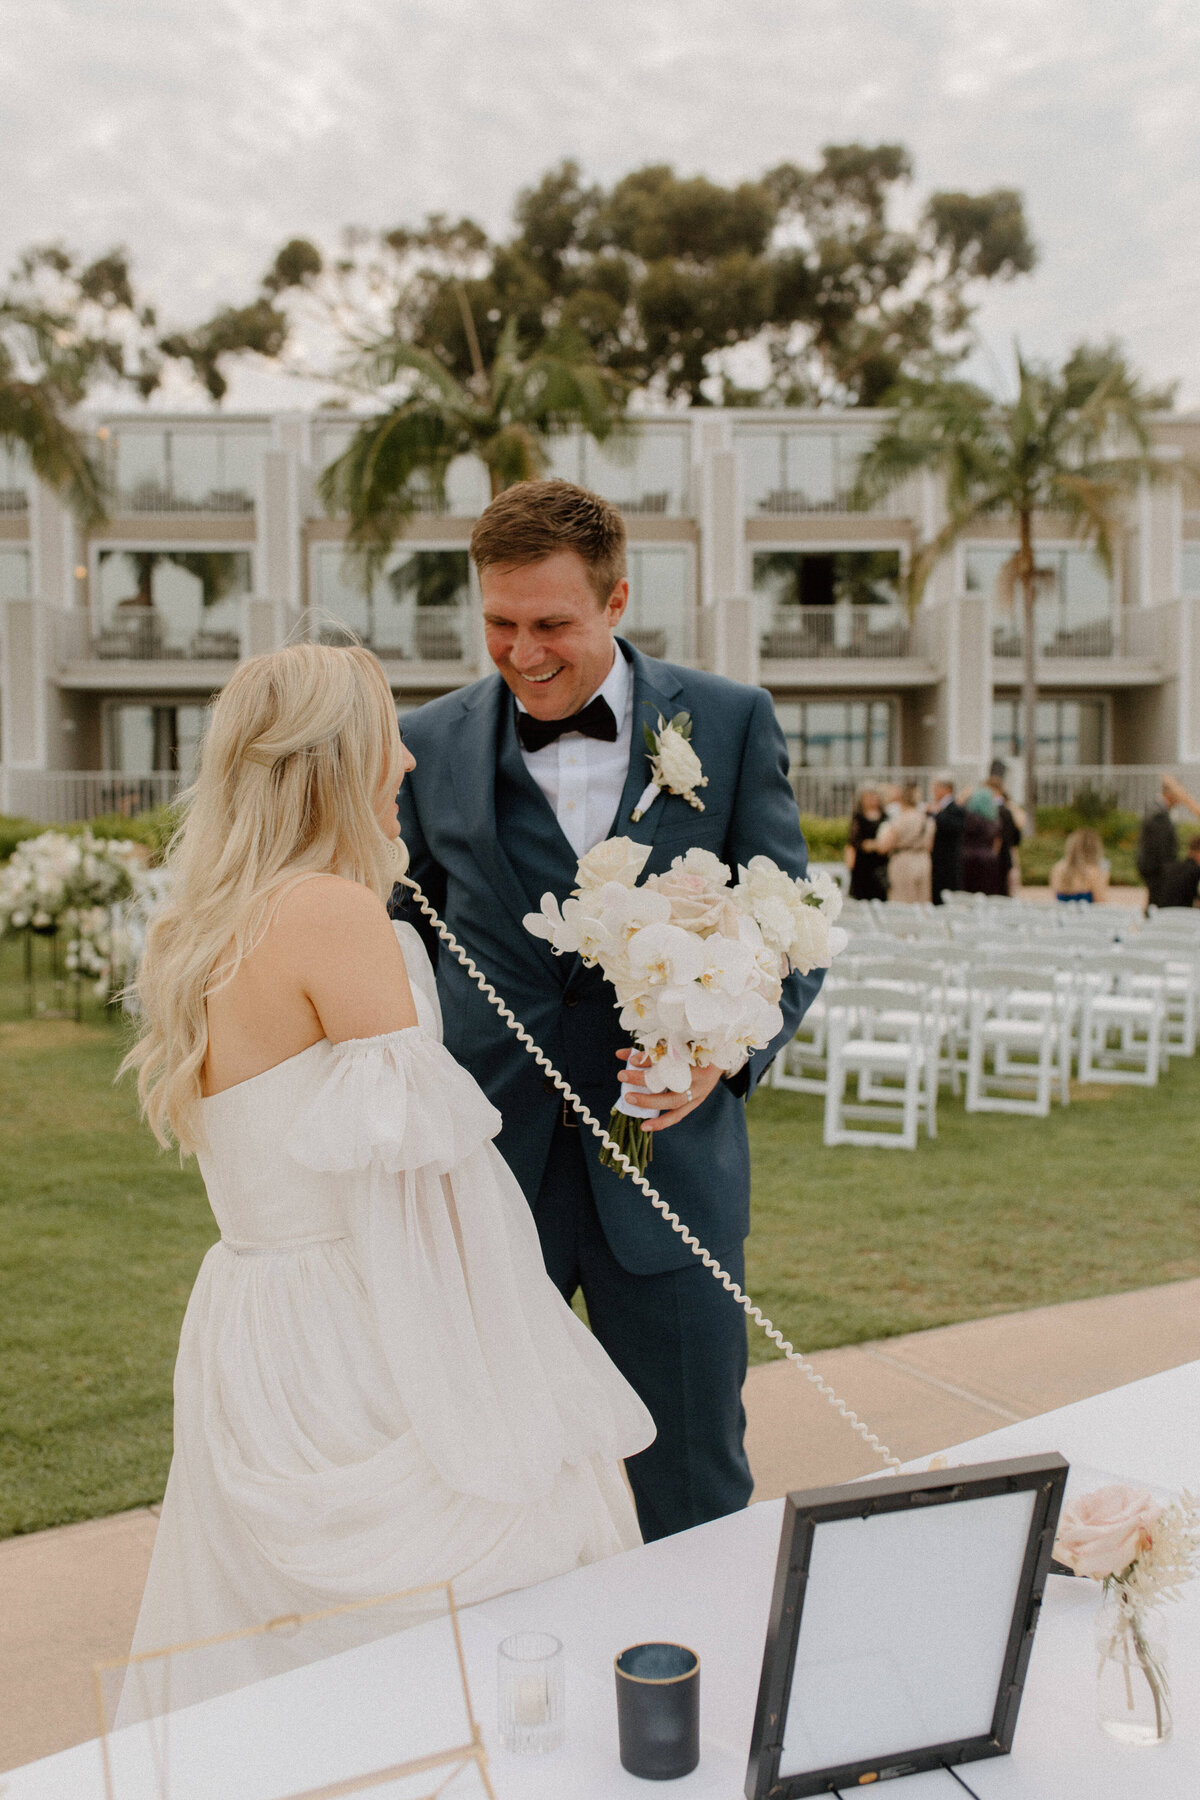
[3,406,1200,820]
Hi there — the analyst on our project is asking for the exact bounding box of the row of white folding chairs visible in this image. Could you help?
[774,950,1182,1146]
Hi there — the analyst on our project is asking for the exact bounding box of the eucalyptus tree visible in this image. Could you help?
[853,345,1171,820]
[319,311,626,585]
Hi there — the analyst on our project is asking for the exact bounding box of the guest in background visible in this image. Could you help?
[987,759,1025,896]
[1154,835,1200,909]
[1138,774,1200,910]
[876,783,935,903]
[1049,829,1109,904]
[928,774,964,904]
[960,787,1006,895]
[845,786,889,901]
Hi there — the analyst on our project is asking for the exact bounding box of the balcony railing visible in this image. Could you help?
[991,607,1166,661]
[760,606,917,661]
[1,768,184,824]
[117,481,255,515]
[57,609,242,663]
[0,486,29,514]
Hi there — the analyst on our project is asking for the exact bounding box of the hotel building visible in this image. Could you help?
[3,407,1199,820]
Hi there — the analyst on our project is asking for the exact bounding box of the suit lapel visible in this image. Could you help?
[609,640,685,849]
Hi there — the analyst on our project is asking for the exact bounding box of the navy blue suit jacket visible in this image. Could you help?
[394,640,821,1275]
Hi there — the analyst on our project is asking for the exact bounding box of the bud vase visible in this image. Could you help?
[1095,1584,1171,1745]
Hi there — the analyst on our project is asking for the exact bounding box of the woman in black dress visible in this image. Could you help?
[845,786,889,901]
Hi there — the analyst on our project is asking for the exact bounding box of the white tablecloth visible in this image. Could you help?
[8,1360,1199,1799]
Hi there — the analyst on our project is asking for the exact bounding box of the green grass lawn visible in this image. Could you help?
[3,930,1200,1537]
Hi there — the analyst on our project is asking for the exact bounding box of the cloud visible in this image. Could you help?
[4,0,1198,400]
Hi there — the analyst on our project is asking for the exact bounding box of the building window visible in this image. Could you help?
[106,703,208,776]
[966,546,1115,653]
[624,548,692,660]
[0,548,31,599]
[312,546,471,660]
[991,698,1105,767]
[1182,546,1200,594]
[773,699,895,769]
[95,550,251,659]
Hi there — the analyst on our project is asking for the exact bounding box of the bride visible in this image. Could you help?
[120,642,653,1693]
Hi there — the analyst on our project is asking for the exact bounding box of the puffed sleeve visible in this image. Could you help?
[289,1028,501,1175]
[286,1029,654,1504]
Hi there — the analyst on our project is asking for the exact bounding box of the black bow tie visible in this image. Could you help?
[515,693,618,753]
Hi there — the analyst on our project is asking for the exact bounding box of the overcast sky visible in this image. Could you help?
[7,0,1200,407]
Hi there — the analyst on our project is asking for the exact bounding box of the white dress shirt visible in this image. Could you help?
[516,646,634,858]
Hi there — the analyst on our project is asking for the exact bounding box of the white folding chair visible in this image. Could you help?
[964,970,1068,1117]
[822,982,937,1150]
[771,994,830,1094]
[1076,955,1166,1086]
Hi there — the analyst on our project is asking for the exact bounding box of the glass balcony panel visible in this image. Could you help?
[112,428,266,512]
[738,428,877,514]
[0,441,29,512]
[311,545,471,659]
[581,428,689,515]
[1182,545,1200,594]
[624,547,692,660]
[754,551,907,657]
[94,549,250,658]
[0,548,31,599]
[968,545,1117,656]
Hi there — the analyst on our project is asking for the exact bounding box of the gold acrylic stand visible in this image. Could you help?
[94,1581,496,1800]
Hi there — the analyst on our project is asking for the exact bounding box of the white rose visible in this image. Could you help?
[652,726,706,797]
[674,846,730,886]
[575,836,653,892]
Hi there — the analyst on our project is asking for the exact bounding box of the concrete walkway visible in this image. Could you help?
[3,1276,1199,1774]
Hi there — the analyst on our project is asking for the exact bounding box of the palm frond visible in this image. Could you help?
[319,404,462,586]
[0,382,107,525]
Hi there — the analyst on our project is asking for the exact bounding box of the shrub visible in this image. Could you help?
[0,815,39,861]
[799,814,849,857]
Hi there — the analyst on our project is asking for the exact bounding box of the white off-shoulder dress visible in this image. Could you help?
[125,923,654,1694]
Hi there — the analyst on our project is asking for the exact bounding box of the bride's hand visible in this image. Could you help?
[616,1049,723,1132]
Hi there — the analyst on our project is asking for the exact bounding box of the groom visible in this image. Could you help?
[394,480,820,1542]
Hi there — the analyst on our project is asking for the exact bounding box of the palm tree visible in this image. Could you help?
[853,346,1169,829]
[319,302,627,586]
[0,318,107,526]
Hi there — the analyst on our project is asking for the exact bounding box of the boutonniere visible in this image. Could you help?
[631,711,708,822]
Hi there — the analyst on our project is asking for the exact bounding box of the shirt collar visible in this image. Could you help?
[513,637,631,727]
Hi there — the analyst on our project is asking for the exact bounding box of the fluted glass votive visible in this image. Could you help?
[497,1631,565,1754]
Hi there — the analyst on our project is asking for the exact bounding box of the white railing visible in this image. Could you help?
[792,764,1172,818]
[117,483,254,515]
[2,769,184,823]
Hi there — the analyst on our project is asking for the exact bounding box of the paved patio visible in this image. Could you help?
[3,1274,1198,1774]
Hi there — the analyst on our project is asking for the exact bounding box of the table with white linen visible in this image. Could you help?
[7,1360,1199,1800]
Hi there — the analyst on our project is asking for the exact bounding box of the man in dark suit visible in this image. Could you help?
[928,773,964,904]
[394,479,820,1542]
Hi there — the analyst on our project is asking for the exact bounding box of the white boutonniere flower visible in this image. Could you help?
[632,711,708,822]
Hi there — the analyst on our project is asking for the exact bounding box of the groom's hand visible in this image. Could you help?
[616,1049,723,1133]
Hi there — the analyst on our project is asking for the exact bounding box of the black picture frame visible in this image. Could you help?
[744,1453,1068,1800]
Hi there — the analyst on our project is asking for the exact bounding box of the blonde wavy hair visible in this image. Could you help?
[122,643,405,1154]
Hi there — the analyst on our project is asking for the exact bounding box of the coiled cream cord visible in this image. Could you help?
[402,877,901,1474]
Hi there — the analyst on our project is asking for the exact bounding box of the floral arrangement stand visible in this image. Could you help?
[1,829,158,1015]
[22,923,82,1023]
[1054,1481,1200,1746]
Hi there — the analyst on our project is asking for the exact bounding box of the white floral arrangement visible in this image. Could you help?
[524,836,846,1173]
[1054,1481,1200,1742]
[0,829,154,1000]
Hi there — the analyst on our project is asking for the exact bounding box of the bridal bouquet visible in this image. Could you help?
[524,837,846,1174]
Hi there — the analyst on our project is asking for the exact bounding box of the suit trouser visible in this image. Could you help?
[533,1119,753,1544]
